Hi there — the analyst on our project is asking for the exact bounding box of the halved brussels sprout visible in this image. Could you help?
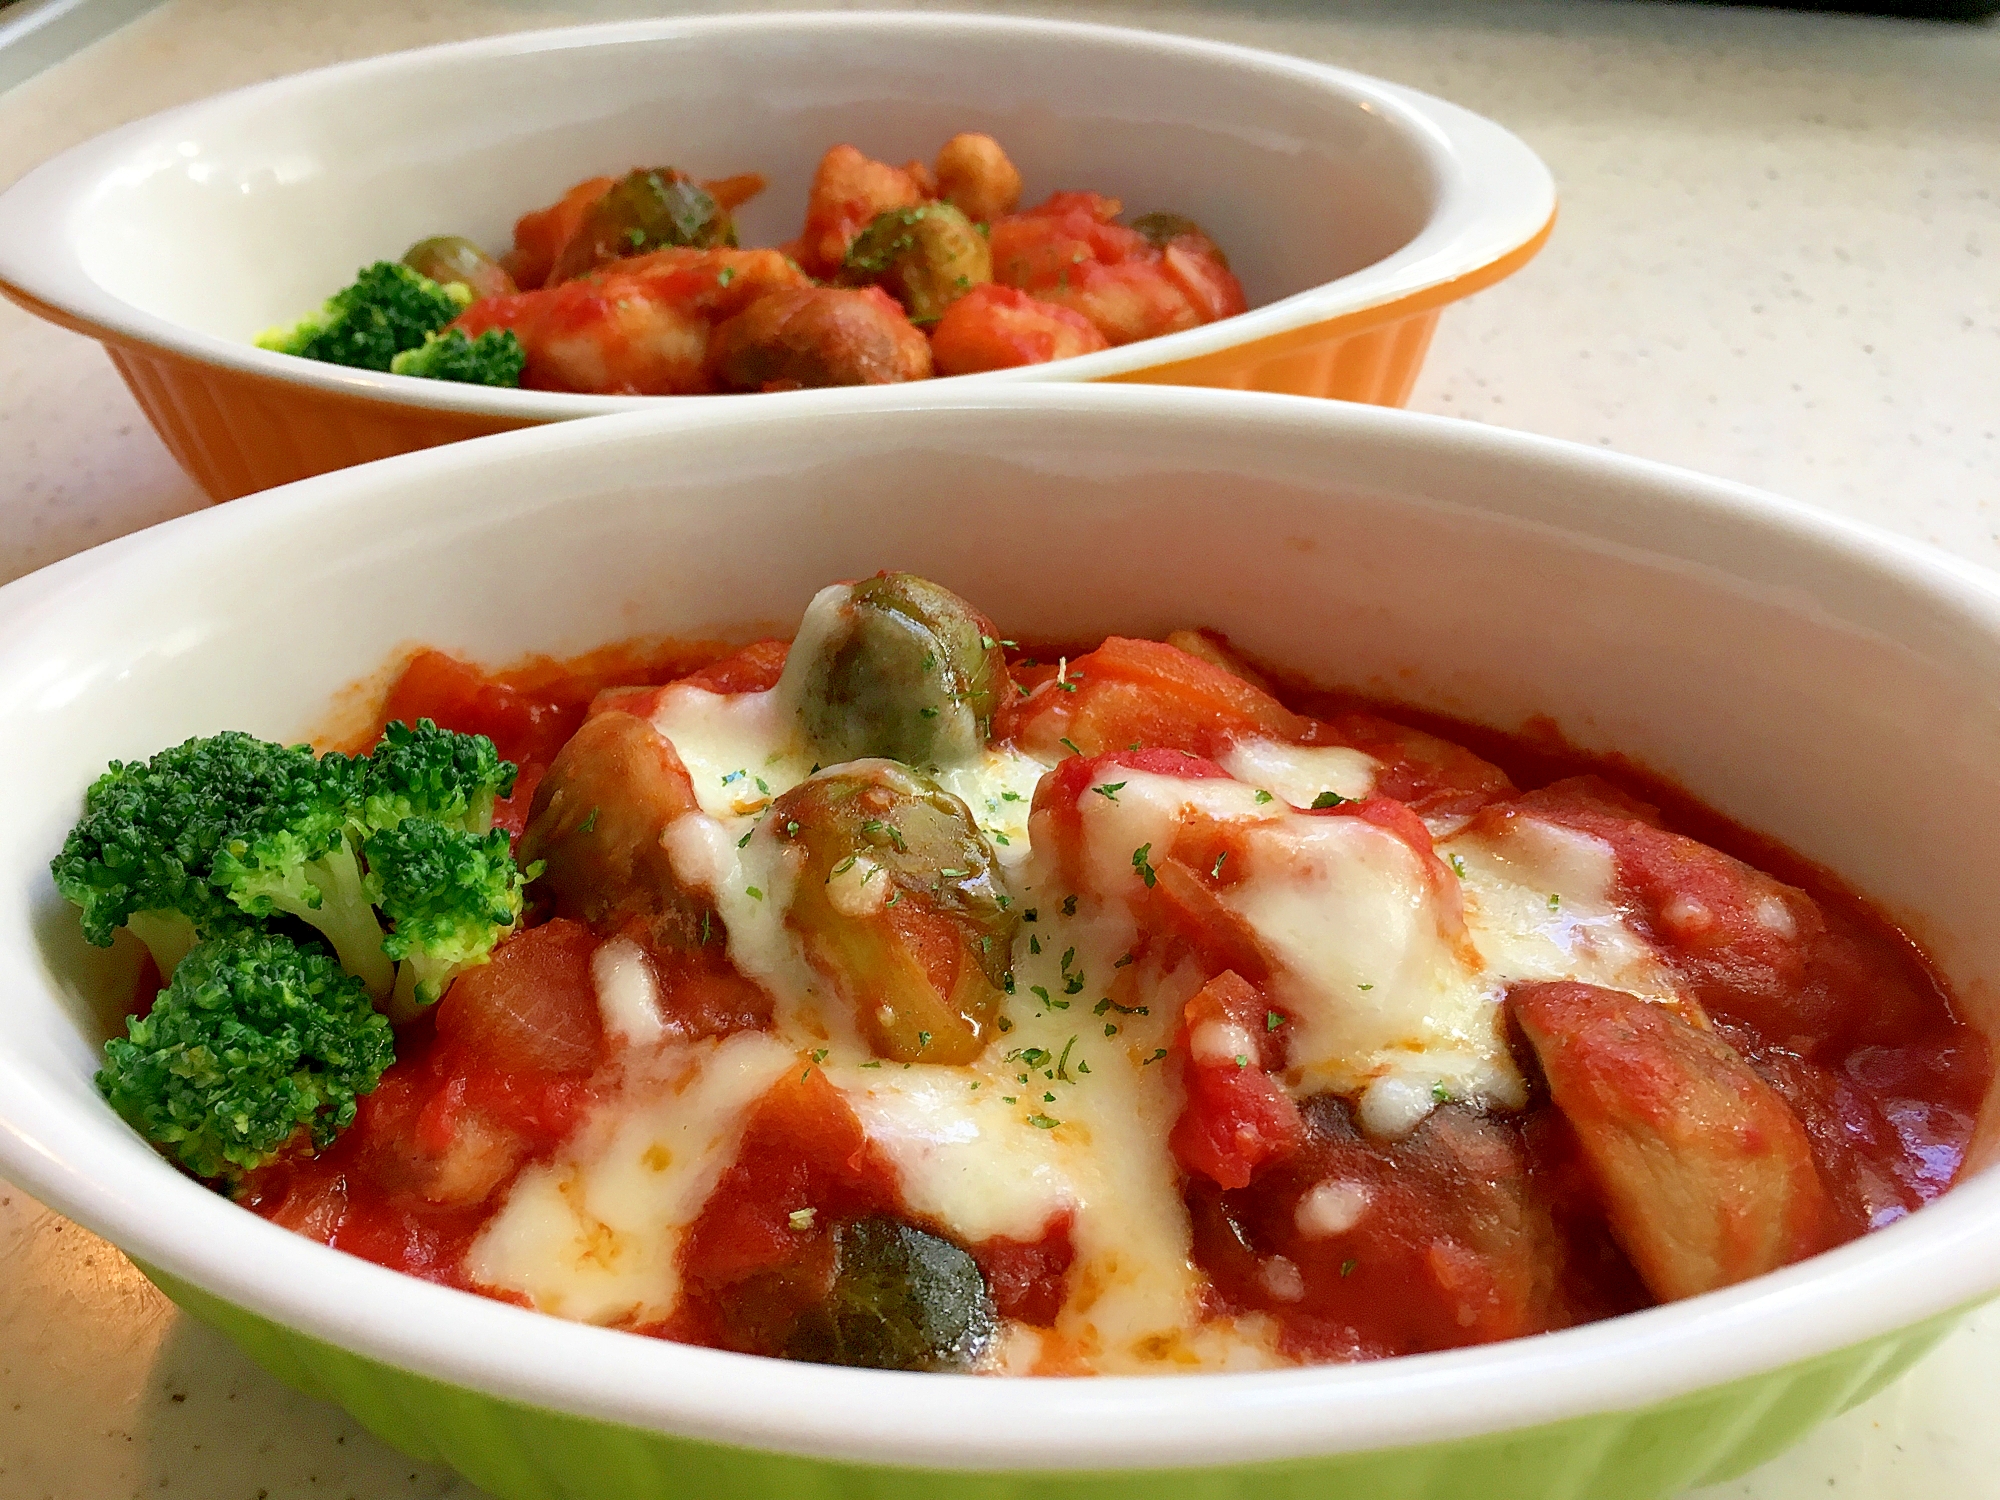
[773,761,1015,1064]
[401,236,517,301]
[784,1216,996,1372]
[838,203,992,324]
[777,572,1010,768]
[548,168,735,283]
[519,711,714,951]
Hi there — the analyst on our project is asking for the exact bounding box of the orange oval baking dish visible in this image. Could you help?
[0,15,1556,500]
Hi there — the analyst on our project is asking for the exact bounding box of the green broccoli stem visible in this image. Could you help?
[466,789,496,836]
[261,841,394,1000]
[124,910,200,981]
[384,958,435,1025]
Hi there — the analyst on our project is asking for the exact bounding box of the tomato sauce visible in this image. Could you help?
[238,631,1988,1368]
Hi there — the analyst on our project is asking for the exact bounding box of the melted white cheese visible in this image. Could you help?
[1439,813,1682,1008]
[469,671,1683,1371]
[465,1032,797,1325]
[936,746,1051,873]
[591,936,663,1047]
[1061,772,1280,942]
[1219,739,1377,809]
[1224,813,1519,1114]
[651,685,813,819]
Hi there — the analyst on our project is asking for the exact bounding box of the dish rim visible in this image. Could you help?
[0,9,1556,417]
[0,385,1995,1471]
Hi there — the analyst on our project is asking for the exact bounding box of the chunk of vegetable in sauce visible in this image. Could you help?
[772,761,1015,1064]
[778,572,1010,768]
[548,168,735,283]
[784,1216,997,1371]
[519,711,714,952]
[1511,980,1834,1301]
[401,236,518,301]
[839,202,992,324]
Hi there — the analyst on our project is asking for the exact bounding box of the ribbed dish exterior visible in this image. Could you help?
[144,1264,1966,1500]
[100,310,1442,503]
[1112,309,1439,404]
[106,345,538,501]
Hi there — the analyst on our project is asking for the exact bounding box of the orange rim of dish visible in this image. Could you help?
[1105,206,1555,387]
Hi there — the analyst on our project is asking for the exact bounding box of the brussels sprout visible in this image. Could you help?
[773,761,1015,1064]
[548,168,735,283]
[838,203,992,325]
[519,711,714,951]
[401,236,517,301]
[784,1217,996,1372]
[778,573,1010,768]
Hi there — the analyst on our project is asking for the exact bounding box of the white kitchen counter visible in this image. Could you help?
[2,2,1997,1496]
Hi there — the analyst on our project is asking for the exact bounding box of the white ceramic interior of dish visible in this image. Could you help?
[0,386,1994,1470]
[0,12,1553,414]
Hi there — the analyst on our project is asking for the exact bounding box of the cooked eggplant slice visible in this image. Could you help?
[1511,980,1833,1302]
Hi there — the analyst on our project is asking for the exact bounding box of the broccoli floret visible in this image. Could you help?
[255,262,472,372]
[52,733,328,978]
[207,750,394,1000]
[356,718,516,836]
[365,821,528,1016]
[389,328,526,387]
[54,723,525,1011]
[97,931,394,1180]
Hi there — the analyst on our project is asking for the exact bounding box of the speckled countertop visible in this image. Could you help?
[2,2,1998,1497]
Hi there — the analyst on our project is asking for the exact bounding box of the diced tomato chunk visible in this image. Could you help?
[1506,779,1943,1053]
[1027,748,1235,898]
[931,284,1109,375]
[674,638,790,695]
[381,650,576,771]
[1004,637,1307,761]
[1169,972,1303,1190]
[679,1068,900,1293]
[588,640,790,720]
[506,175,615,290]
[436,918,605,1077]
[972,1216,1076,1326]
[377,650,580,838]
[1310,711,1515,820]
[1029,746,1234,819]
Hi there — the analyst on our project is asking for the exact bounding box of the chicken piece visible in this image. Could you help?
[707,286,933,391]
[930,284,1108,375]
[451,247,809,395]
[988,191,1245,347]
[1511,980,1834,1302]
[933,132,1023,225]
[797,144,927,278]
